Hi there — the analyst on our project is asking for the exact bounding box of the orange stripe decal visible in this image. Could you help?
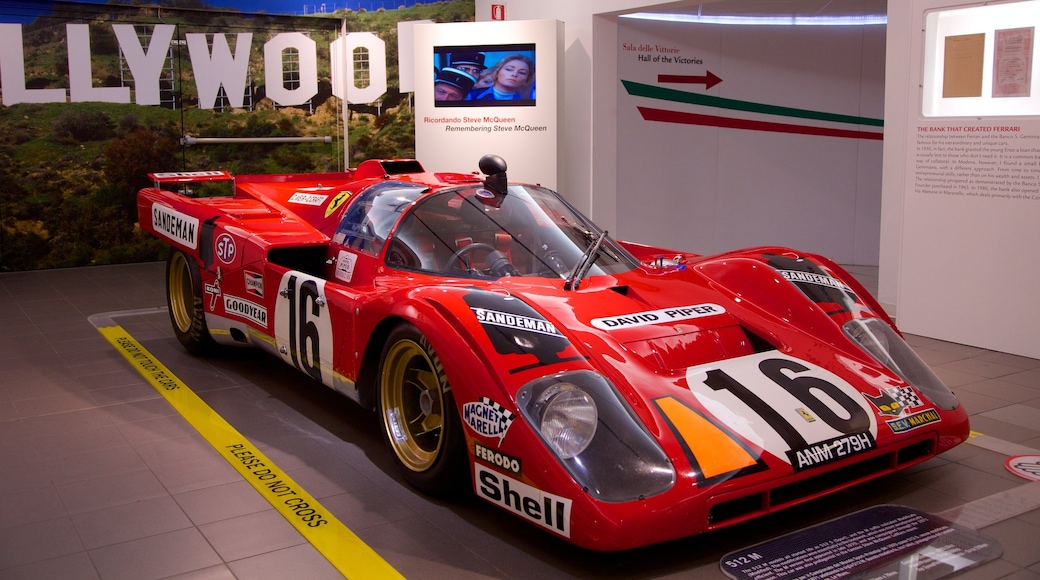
[656,396,759,479]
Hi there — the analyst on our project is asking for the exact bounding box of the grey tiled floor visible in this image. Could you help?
[0,261,1038,579]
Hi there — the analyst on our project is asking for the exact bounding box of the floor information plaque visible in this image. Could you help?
[720,505,1001,580]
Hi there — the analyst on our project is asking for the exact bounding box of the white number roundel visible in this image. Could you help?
[274,271,334,386]
[685,351,878,467]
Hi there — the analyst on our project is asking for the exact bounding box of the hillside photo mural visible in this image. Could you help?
[0,0,474,271]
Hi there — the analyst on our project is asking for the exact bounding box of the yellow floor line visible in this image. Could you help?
[94,323,403,580]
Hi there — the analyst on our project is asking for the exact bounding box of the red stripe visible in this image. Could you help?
[637,107,884,140]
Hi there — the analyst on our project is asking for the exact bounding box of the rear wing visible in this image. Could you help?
[148,170,233,188]
[147,171,234,198]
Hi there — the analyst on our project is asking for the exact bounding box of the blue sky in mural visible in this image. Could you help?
[0,0,438,23]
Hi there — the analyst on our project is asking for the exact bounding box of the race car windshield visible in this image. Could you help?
[386,184,639,279]
[332,181,428,257]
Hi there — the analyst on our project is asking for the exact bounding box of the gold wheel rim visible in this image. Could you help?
[168,253,194,335]
[380,339,445,472]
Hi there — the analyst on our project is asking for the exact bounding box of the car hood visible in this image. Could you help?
[502,255,847,375]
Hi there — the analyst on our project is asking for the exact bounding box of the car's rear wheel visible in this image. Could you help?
[378,324,467,495]
[166,250,217,355]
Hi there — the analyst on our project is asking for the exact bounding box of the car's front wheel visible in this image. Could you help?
[378,324,467,495]
[166,250,217,355]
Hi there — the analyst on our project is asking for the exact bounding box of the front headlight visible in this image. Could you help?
[518,371,675,502]
[844,317,959,410]
[533,383,598,459]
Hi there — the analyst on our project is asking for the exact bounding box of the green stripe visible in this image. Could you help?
[622,80,884,127]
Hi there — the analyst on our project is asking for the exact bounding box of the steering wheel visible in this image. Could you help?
[447,243,496,271]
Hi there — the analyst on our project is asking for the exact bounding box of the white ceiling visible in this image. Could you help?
[638,0,887,19]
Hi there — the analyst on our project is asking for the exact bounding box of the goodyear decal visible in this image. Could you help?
[886,409,941,434]
[152,203,199,249]
[223,295,268,328]
[463,396,515,444]
[475,466,570,537]
[591,303,725,330]
[472,307,562,337]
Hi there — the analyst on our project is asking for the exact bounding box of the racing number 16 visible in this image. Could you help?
[285,274,323,383]
[701,357,871,449]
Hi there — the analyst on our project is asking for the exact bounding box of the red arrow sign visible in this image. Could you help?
[657,71,722,90]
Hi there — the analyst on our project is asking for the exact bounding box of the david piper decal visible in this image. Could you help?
[591,303,725,330]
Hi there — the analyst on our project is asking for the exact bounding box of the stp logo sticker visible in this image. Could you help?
[215,233,236,264]
[1005,455,1040,481]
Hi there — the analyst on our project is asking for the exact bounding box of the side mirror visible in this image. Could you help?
[479,154,508,196]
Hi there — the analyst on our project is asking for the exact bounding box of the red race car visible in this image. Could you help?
[138,155,969,551]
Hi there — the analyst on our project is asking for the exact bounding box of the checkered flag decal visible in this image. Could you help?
[889,386,922,410]
[481,396,515,443]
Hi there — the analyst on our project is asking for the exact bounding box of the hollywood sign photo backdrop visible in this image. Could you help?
[0,23,386,107]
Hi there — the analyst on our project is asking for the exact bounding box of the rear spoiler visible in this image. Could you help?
[148,171,233,188]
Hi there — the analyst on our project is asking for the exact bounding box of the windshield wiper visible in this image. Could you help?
[565,230,608,291]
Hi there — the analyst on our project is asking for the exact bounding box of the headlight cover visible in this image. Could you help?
[843,317,959,410]
[517,370,675,502]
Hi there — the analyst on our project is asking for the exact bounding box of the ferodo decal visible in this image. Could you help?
[151,203,199,249]
[463,397,515,445]
[223,295,268,328]
[591,303,725,330]
[475,465,571,537]
[215,233,236,265]
[274,271,334,385]
[463,291,583,372]
[685,351,878,472]
[324,191,351,218]
[474,441,522,476]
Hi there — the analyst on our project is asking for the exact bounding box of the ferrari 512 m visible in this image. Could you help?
[138,155,969,550]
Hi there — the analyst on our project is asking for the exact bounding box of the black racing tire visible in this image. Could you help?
[377,324,468,496]
[166,250,218,355]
